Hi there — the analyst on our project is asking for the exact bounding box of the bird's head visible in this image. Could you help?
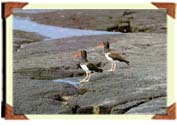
[96,41,109,49]
[73,50,87,59]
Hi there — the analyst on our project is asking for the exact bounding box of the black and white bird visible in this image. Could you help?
[73,50,103,83]
[97,41,129,72]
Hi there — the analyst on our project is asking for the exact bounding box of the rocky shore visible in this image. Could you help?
[13,32,167,114]
[13,9,167,115]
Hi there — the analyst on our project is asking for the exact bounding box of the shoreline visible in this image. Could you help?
[14,9,166,33]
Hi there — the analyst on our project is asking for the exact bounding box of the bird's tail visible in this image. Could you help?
[125,60,130,65]
[96,68,103,72]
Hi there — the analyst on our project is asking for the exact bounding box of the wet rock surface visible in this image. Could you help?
[13,31,167,114]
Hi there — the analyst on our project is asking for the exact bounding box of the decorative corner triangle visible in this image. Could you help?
[5,104,28,120]
[152,103,176,120]
[3,2,28,19]
[152,2,176,19]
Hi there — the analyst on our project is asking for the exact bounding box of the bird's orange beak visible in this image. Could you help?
[96,42,104,48]
[73,51,81,58]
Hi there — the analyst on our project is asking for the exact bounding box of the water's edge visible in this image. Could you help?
[13,16,120,39]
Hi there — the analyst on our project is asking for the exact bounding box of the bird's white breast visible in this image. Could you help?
[105,53,114,62]
[80,64,90,73]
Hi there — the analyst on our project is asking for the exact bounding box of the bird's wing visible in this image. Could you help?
[87,62,103,72]
[87,63,98,70]
[108,52,128,62]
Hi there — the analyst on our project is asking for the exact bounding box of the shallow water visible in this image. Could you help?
[13,16,119,39]
[53,79,80,87]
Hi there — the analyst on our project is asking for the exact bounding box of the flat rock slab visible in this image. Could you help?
[13,74,79,114]
[13,33,167,114]
[125,97,167,114]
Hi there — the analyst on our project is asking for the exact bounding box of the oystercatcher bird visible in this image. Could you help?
[73,50,103,83]
[97,41,129,72]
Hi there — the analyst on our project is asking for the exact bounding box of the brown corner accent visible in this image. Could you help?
[152,2,176,19]
[3,2,28,19]
[152,103,176,120]
[5,104,28,120]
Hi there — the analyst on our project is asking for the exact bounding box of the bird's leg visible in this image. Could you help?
[80,72,88,83]
[107,62,114,71]
[113,62,117,71]
[84,72,89,80]
[85,73,91,82]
